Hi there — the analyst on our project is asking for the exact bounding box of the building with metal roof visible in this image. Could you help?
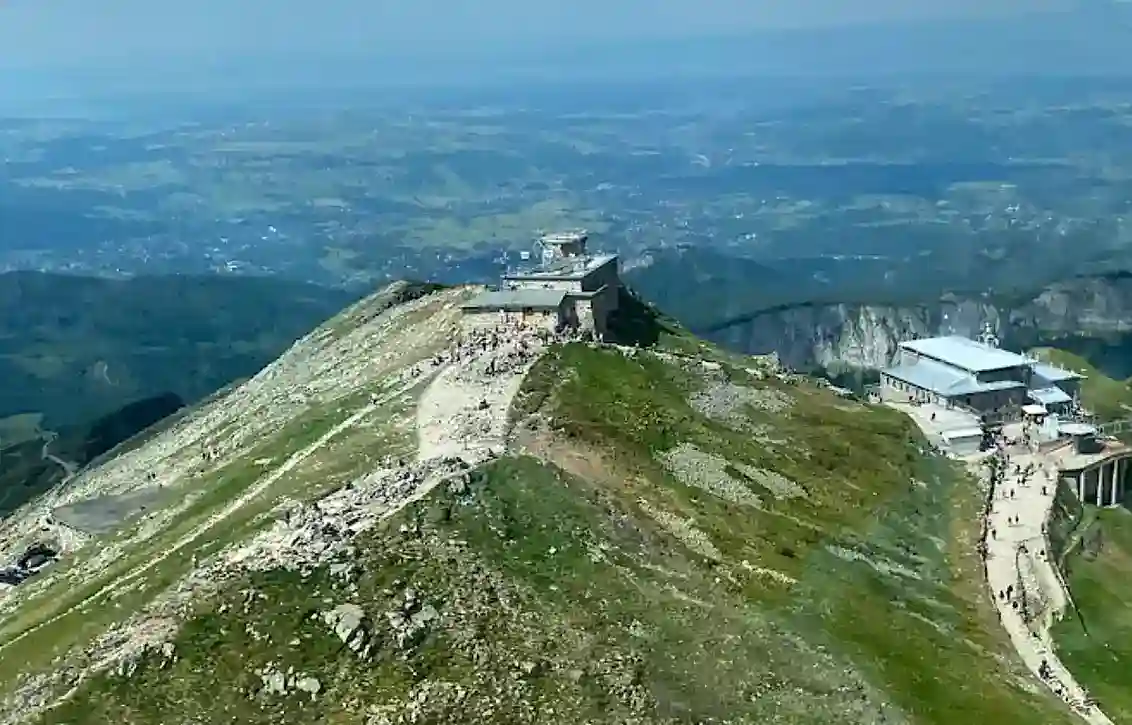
[460,288,571,334]
[1028,386,1073,407]
[880,334,1084,416]
[1032,361,1085,385]
[898,336,1031,373]
[459,230,623,339]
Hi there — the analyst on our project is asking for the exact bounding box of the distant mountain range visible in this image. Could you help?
[0,271,357,428]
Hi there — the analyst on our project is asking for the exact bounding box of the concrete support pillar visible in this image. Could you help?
[1076,473,1085,502]
[1115,458,1124,507]
[1109,462,1116,506]
[1097,466,1105,507]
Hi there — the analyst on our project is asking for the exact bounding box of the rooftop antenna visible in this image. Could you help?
[977,321,1000,349]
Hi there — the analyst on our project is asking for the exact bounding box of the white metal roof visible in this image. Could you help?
[1028,387,1072,406]
[883,357,1024,397]
[1032,362,1085,383]
[899,336,1031,373]
[540,230,588,245]
[504,253,617,281]
[1060,422,1097,436]
[943,427,985,440]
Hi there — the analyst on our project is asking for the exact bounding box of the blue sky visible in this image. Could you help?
[0,0,1075,70]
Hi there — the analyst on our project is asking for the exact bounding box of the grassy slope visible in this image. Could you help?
[0,283,462,708]
[38,339,1076,724]
[1034,347,1132,718]
[1030,347,1132,422]
[1053,507,1132,720]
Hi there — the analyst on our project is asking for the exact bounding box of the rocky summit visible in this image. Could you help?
[0,282,1083,725]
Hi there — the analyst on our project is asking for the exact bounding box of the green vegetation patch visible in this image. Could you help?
[1053,506,1132,720]
[45,450,1073,725]
[520,343,925,576]
[0,271,355,428]
[25,341,1076,723]
[0,412,44,447]
[1030,347,1132,422]
[0,393,402,690]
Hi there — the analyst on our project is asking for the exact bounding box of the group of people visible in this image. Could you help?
[982,432,1099,716]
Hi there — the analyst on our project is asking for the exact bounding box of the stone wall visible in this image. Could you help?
[461,309,561,333]
[574,299,595,333]
[1048,476,1086,579]
[510,279,583,293]
[582,259,622,313]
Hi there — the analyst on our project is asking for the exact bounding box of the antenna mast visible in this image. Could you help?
[977,322,1000,349]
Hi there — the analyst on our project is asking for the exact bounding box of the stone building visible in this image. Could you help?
[459,288,572,332]
[462,230,622,337]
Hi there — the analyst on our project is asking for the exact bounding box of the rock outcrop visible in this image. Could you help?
[707,272,1132,373]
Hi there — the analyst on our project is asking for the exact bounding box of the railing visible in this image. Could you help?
[1099,417,1132,436]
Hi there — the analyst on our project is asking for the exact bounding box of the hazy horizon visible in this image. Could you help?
[0,1,1079,69]
[2,1,1131,104]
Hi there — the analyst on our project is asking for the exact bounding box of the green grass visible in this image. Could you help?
[526,344,923,572]
[0,395,390,689]
[1030,347,1132,422]
[1053,506,1132,720]
[41,344,1079,724]
[519,344,1073,723]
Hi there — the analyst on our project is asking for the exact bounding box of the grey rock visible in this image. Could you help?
[295,676,322,699]
[260,668,287,696]
[322,603,367,646]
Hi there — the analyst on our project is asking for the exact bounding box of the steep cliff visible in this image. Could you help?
[707,272,1132,374]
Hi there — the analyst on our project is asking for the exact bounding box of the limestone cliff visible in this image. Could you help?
[708,272,1132,372]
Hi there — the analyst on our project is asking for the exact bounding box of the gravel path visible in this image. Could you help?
[894,400,1111,723]
[415,326,545,466]
[983,448,1113,724]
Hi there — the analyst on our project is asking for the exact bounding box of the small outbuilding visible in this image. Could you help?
[942,426,985,456]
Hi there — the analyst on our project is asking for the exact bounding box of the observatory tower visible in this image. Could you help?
[461,229,622,338]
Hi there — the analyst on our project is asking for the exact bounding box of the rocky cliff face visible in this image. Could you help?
[708,273,1132,372]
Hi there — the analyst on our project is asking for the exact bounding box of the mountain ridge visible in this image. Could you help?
[0,281,1084,724]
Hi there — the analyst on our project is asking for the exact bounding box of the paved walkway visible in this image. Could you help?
[981,444,1112,724]
[889,401,1113,724]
